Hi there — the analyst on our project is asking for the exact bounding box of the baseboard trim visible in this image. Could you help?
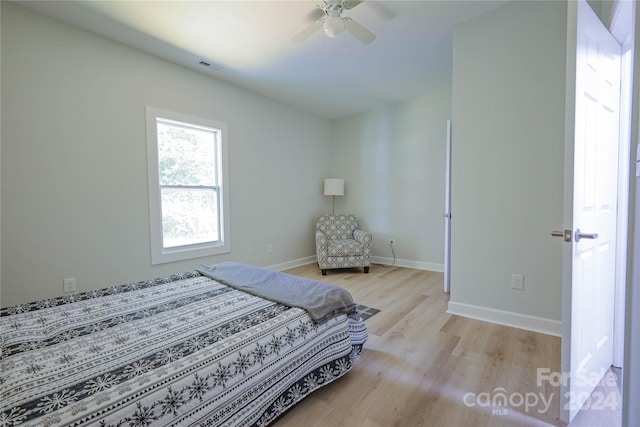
[266,256,316,272]
[267,256,444,274]
[370,256,444,273]
[447,301,562,337]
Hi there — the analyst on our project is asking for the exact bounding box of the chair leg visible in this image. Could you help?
[322,269,327,276]
[364,267,369,274]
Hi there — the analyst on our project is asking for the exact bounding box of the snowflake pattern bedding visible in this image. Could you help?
[0,269,367,426]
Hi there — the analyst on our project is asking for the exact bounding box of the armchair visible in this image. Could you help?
[315,214,372,275]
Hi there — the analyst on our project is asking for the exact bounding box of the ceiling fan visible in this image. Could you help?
[292,0,376,45]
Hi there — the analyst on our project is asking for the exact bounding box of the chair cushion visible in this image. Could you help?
[327,239,364,256]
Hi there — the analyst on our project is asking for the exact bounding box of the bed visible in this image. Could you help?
[0,262,367,426]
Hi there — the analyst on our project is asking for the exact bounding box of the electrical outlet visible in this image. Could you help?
[266,244,273,254]
[63,277,76,293]
[511,274,524,290]
[390,239,395,246]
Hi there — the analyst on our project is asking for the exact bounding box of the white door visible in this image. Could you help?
[444,120,452,292]
[561,0,622,422]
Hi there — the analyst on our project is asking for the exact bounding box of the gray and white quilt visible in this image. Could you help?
[0,266,367,426]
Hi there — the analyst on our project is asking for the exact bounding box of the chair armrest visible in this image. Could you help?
[353,229,372,246]
[315,230,329,268]
[315,230,328,249]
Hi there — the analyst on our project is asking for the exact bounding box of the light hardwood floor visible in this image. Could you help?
[276,264,564,427]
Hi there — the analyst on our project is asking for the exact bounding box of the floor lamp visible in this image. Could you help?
[324,178,344,214]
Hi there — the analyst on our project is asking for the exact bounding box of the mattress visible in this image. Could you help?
[0,268,367,426]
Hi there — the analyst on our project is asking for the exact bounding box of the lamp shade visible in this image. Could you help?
[323,178,344,196]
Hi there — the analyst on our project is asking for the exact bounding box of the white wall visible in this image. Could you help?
[330,85,451,271]
[0,2,332,307]
[449,0,567,332]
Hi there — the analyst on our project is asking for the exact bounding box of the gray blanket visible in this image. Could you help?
[197,262,356,324]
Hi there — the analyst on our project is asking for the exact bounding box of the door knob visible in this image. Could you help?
[574,228,598,242]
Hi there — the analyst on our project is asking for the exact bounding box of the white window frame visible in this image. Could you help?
[146,106,230,265]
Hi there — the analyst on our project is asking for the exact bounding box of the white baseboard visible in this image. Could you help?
[266,256,316,272]
[370,256,444,273]
[447,301,562,337]
[267,256,443,274]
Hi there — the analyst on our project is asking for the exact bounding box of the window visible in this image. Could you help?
[146,107,230,264]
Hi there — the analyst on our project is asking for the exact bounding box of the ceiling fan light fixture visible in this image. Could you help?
[323,16,344,38]
[293,1,376,45]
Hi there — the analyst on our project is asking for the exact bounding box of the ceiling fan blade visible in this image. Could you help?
[365,2,395,20]
[306,7,326,23]
[292,21,323,43]
[344,19,375,45]
[343,0,363,9]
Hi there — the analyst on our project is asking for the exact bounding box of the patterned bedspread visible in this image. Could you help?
[0,270,367,426]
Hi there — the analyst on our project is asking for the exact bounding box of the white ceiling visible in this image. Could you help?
[18,0,509,119]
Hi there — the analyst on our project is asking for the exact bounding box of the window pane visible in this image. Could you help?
[161,188,219,248]
[157,121,216,186]
[147,107,230,264]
